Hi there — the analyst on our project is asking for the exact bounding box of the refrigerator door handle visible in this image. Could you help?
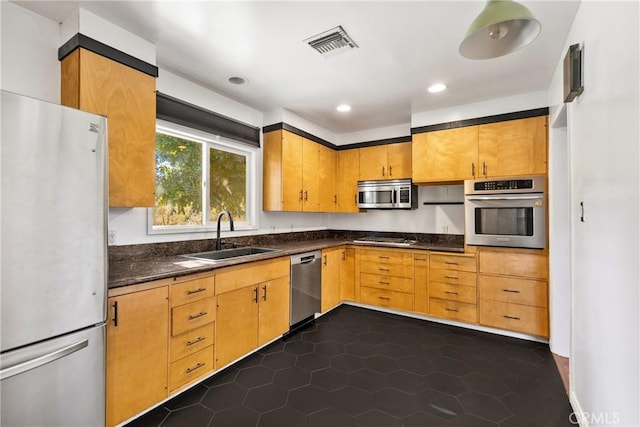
[0,339,88,380]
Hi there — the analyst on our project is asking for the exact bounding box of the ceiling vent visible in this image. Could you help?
[305,26,358,57]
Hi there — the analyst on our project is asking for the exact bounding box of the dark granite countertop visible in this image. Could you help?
[108,231,464,289]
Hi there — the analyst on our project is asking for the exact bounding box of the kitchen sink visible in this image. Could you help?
[180,246,281,262]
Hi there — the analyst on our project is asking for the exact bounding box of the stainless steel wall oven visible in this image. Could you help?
[464,176,546,249]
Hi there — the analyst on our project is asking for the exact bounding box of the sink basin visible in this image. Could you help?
[180,246,281,262]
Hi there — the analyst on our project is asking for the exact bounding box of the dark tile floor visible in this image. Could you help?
[126,305,574,427]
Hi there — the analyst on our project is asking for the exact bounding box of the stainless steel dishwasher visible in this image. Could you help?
[290,251,322,327]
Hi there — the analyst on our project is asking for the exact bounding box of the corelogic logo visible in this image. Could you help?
[569,411,621,425]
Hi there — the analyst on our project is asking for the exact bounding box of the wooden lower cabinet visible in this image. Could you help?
[358,248,414,311]
[360,286,414,312]
[321,248,342,312]
[258,276,290,346]
[215,257,290,368]
[413,252,429,315]
[106,286,169,427]
[478,248,549,337]
[340,247,356,301]
[428,252,478,323]
[169,346,215,392]
[429,298,477,323]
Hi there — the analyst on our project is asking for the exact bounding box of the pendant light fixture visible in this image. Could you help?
[459,0,541,60]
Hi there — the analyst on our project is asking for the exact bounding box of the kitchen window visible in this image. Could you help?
[149,120,257,233]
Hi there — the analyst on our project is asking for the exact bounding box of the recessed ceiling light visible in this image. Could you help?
[228,76,246,85]
[427,83,447,93]
[336,104,352,112]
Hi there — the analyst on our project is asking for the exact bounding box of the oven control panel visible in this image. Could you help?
[465,176,545,194]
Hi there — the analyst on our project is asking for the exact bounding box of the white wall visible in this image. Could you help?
[547,2,639,426]
[412,91,548,127]
[0,2,61,103]
[548,110,571,358]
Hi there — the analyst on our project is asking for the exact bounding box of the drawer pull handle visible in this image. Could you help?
[445,276,459,280]
[186,337,206,347]
[188,312,207,320]
[378,256,390,259]
[445,308,459,312]
[415,258,427,261]
[503,289,521,294]
[444,261,459,265]
[185,362,205,374]
[262,285,268,301]
[378,296,390,300]
[378,281,390,285]
[253,287,259,303]
[503,315,521,320]
[187,287,207,295]
[445,291,458,295]
[379,268,390,272]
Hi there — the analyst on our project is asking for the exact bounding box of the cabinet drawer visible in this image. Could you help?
[169,346,214,392]
[170,323,215,362]
[430,253,477,272]
[479,275,547,307]
[429,282,476,304]
[172,297,216,336]
[430,268,477,287]
[171,275,215,307]
[480,300,548,337]
[360,261,413,278]
[360,273,413,293]
[360,249,414,267]
[216,257,289,294]
[360,286,413,312]
[479,250,548,279]
[429,298,477,323]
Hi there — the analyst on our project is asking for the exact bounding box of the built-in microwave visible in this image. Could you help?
[464,176,546,249]
[357,179,417,210]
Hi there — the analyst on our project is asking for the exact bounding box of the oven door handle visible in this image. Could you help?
[465,195,543,201]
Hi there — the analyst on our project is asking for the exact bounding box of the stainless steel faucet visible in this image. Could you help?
[215,210,234,250]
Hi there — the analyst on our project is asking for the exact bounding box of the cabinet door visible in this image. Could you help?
[413,253,429,315]
[318,144,337,212]
[302,138,320,211]
[321,248,342,312]
[412,126,478,182]
[215,286,259,368]
[258,276,290,346]
[61,48,156,208]
[263,131,284,211]
[478,116,547,178]
[340,248,356,301]
[106,287,168,427]
[336,149,360,213]
[386,142,412,179]
[282,131,304,211]
[359,145,387,180]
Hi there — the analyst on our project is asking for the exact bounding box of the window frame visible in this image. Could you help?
[148,119,258,235]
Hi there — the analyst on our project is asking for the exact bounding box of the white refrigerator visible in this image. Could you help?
[0,90,107,427]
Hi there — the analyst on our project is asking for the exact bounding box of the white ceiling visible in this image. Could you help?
[16,1,580,134]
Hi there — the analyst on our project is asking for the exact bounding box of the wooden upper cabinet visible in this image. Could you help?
[478,116,548,178]
[282,131,304,210]
[263,130,303,211]
[61,48,156,207]
[302,138,320,211]
[263,130,333,212]
[336,149,360,213]
[317,143,337,212]
[359,142,411,180]
[412,126,479,183]
[386,142,412,179]
[359,145,388,180]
